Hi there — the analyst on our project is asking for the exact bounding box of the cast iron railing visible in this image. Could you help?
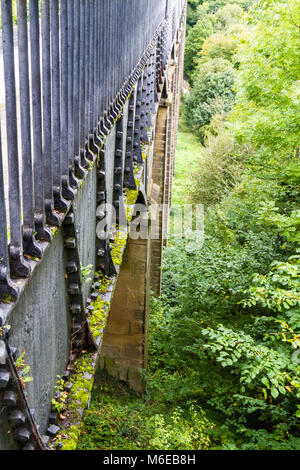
[0,0,186,300]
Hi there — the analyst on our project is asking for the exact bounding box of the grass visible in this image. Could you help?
[77,372,158,451]
[77,371,224,451]
[168,117,204,238]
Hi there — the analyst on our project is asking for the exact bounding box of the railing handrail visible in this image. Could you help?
[0,0,186,303]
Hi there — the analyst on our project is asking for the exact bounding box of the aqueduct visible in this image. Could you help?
[0,0,186,449]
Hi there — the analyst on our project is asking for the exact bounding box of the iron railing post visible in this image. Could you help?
[0,127,19,299]
[60,0,75,200]
[73,0,86,178]
[41,0,60,226]
[67,0,79,189]
[1,0,31,278]
[51,0,68,212]
[29,0,52,241]
[17,0,43,259]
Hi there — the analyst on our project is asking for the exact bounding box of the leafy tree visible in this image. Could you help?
[213,3,244,30]
[231,0,300,173]
[184,15,213,76]
[200,31,239,63]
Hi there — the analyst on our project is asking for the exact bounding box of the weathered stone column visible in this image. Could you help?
[99,230,151,394]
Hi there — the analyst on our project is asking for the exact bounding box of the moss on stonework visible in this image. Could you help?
[0,294,14,304]
[126,188,139,206]
[111,230,128,266]
[57,352,96,450]
[94,271,111,293]
[59,425,81,451]
[88,298,106,339]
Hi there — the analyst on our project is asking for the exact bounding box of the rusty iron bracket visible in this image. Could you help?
[63,209,98,353]
[124,88,138,190]
[0,266,19,301]
[96,148,117,277]
[133,77,144,165]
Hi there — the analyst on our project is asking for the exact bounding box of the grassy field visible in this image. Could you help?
[171,121,203,208]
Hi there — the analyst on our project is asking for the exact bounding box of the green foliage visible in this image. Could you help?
[80,263,93,284]
[213,3,244,30]
[243,255,300,314]
[184,59,235,141]
[184,16,214,75]
[231,0,300,163]
[78,374,217,450]
[189,132,244,206]
[52,376,68,414]
[184,0,248,139]
[146,0,300,451]
[15,350,33,386]
[200,31,240,63]
[187,0,252,30]
[146,227,300,447]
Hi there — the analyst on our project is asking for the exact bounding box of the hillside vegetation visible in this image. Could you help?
[153,0,300,450]
[79,0,300,450]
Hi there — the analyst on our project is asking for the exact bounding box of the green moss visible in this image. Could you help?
[88,298,106,339]
[111,230,128,266]
[126,188,139,206]
[94,271,111,293]
[0,294,14,304]
[51,227,59,237]
[57,352,96,450]
[60,425,82,451]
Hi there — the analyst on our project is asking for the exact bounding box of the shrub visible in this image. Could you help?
[189,132,243,206]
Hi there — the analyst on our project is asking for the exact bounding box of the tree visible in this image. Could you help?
[185,58,235,140]
[184,15,214,76]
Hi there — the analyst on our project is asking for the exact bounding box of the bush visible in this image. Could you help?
[184,59,235,140]
[189,132,244,206]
